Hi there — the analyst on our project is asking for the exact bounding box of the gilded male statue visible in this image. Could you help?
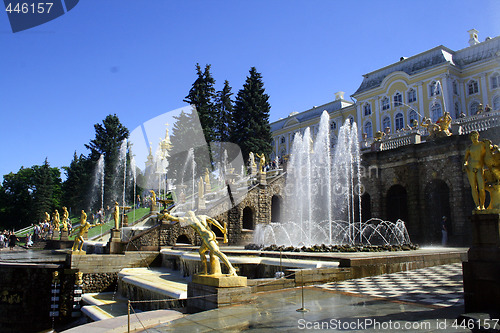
[463,131,487,210]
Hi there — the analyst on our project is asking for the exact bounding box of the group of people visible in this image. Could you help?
[0,230,19,250]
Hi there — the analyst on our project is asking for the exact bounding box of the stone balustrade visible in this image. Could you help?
[452,110,500,135]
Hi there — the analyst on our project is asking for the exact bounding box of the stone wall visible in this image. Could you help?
[362,134,478,246]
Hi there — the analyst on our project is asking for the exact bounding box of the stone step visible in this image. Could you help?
[81,292,131,321]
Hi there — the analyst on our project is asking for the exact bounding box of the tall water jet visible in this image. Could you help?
[89,154,105,212]
[254,110,410,247]
[130,155,137,222]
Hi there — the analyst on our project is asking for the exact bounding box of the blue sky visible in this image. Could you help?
[1,0,499,181]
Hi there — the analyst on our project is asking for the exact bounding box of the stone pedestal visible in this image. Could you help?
[462,213,500,313]
[197,196,206,211]
[70,250,86,255]
[258,171,267,185]
[51,229,60,240]
[187,274,252,313]
[108,229,124,254]
[122,214,129,227]
[150,203,158,213]
[60,229,69,241]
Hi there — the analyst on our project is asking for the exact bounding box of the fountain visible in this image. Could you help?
[254,111,412,247]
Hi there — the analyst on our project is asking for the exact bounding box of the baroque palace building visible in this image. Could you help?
[269,30,500,245]
[270,29,500,159]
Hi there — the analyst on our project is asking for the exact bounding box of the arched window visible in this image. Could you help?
[409,110,418,123]
[431,103,442,122]
[382,116,391,132]
[348,115,354,126]
[470,101,479,115]
[454,102,461,118]
[407,89,417,103]
[363,103,372,116]
[395,113,404,130]
[468,80,479,95]
[280,136,285,144]
[364,121,373,138]
[493,96,500,111]
[491,73,500,89]
[452,81,459,95]
[429,81,441,96]
[382,97,390,110]
[393,92,402,107]
[330,121,337,130]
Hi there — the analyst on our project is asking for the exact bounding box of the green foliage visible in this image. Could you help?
[183,64,217,144]
[62,152,92,214]
[230,67,273,163]
[84,114,129,207]
[0,160,62,229]
[215,80,233,143]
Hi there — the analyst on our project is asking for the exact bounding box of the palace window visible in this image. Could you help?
[393,93,402,107]
[395,113,404,131]
[493,96,500,111]
[409,110,418,123]
[470,101,479,115]
[468,80,479,95]
[330,121,337,130]
[280,136,286,144]
[382,116,391,131]
[429,81,441,96]
[407,89,417,103]
[452,81,459,95]
[454,102,461,118]
[364,121,373,138]
[431,103,442,123]
[382,97,390,110]
[363,103,372,116]
[348,115,354,126]
[491,74,500,89]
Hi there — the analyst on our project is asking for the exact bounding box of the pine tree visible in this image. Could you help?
[31,159,62,221]
[85,114,129,205]
[62,152,92,213]
[183,64,217,144]
[215,80,233,143]
[230,67,273,163]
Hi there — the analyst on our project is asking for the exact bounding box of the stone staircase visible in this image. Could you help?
[80,267,188,322]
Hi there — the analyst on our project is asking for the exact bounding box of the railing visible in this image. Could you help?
[362,110,500,152]
[452,110,500,135]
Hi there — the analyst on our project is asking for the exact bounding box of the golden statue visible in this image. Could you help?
[483,139,500,210]
[44,212,50,223]
[71,210,102,253]
[150,190,157,207]
[113,201,120,230]
[53,209,60,229]
[52,271,60,285]
[198,176,204,198]
[204,168,211,190]
[75,271,83,285]
[374,131,385,142]
[61,206,69,232]
[437,112,452,136]
[159,211,236,276]
[463,131,487,210]
[255,153,266,173]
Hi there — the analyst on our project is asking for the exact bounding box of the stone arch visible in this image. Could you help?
[424,179,450,244]
[175,234,192,245]
[386,185,408,222]
[271,195,282,222]
[242,206,255,230]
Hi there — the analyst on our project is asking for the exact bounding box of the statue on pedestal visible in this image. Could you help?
[52,209,60,229]
[158,211,235,276]
[463,131,500,211]
[61,207,69,232]
[113,201,120,230]
[255,153,266,174]
[150,190,157,211]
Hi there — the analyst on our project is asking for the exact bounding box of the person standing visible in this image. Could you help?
[441,216,448,246]
[9,232,19,250]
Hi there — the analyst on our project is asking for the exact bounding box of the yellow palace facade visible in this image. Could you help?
[270,29,500,159]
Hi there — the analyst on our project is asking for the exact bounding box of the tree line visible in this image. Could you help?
[0,65,273,230]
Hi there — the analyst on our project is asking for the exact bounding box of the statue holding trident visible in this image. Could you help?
[71,210,102,253]
[158,211,236,276]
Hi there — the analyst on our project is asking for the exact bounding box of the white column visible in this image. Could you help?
[417,82,425,119]
[480,73,489,106]
[442,74,453,118]
[460,82,467,115]
[375,97,381,132]
[356,103,362,137]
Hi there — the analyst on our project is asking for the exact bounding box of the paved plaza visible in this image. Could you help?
[138,263,470,332]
